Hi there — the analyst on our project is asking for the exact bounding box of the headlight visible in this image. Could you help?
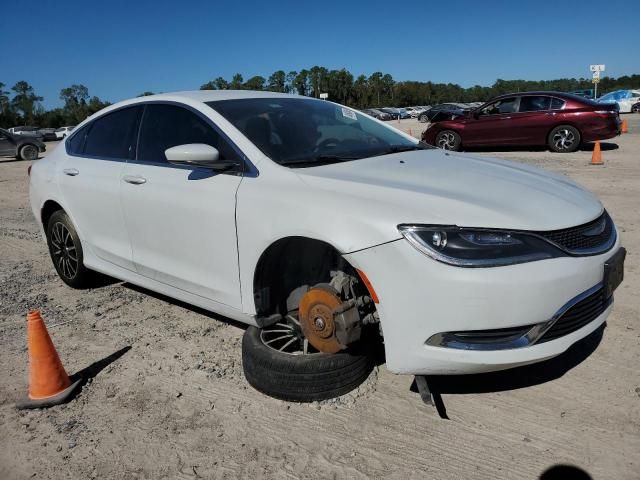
[398,225,563,267]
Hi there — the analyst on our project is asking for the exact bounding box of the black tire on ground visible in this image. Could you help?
[418,114,428,123]
[18,144,39,161]
[46,210,95,288]
[548,125,581,153]
[435,130,462,151]
[242,326,374,402]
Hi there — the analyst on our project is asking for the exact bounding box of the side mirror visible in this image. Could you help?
[164,143,237,172]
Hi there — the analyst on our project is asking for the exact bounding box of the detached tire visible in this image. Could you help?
[242,326,374,402]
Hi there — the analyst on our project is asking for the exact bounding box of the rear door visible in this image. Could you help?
[58,107,141,271]
[506,95,553,144]
[120,103,244,309]
[0,130,15,156]
[462,97,519,145]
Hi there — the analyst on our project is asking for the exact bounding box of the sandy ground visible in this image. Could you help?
[1,116,639,480]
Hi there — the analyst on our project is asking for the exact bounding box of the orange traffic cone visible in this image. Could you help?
[16,310,81,409]
[591,141,603,165]
[621,119,628,133]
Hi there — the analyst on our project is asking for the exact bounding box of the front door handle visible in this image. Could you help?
[63,168,79,176]
[123,175,147,185]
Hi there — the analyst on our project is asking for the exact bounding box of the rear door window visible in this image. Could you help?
[137,104,238,164]
[83,107,142,159]
[518,96,551,112]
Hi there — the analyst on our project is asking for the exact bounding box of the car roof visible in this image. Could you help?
[129,90,299,104]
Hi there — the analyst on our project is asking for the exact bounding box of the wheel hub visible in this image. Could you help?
[298,286,344,353]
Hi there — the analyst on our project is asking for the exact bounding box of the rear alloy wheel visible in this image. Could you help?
[19,144,39,161]
[548,125,581,153]
[418,114,429,123]
[435,130,461,151]
[632,105,640,113]
[46,210,94,288]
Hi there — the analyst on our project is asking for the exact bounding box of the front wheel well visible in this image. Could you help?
[252,236,357,317]
[41,200,64,230]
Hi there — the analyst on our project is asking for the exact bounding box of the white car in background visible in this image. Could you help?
[55,126,75,139]
[597,89,640,113]
[405,106,425,118]
[29,91,625,403]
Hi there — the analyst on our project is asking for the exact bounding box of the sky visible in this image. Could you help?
[2,0,637,109]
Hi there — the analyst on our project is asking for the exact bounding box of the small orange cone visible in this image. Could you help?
[409,128,413,137]
[16,310,81,409]
[621,119,628,133]
[591,141,603,165]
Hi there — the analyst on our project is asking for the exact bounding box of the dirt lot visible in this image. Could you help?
[1,117,639,480]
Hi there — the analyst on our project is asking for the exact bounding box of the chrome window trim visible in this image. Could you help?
[64,100,259,177]
[425,283,611,351]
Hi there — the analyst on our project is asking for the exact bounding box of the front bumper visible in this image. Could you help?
[344,234,621,375]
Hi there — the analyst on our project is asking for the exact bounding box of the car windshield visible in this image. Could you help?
[207,98,427,167]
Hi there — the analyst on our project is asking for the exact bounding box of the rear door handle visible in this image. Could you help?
[63,168,79,176]
[123,175,147,185]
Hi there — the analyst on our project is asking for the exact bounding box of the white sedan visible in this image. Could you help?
[54,126,75,139]
[29,91,625,402]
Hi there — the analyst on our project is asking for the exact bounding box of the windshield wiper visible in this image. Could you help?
[280,154,360,167]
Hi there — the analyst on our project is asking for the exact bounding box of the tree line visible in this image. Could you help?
[200,69,640,108]
[2,71,639,129]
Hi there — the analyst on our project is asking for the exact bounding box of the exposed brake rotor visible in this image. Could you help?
[298,286,344,354]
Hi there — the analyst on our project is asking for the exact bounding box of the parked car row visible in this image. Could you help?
[5,125,75,142]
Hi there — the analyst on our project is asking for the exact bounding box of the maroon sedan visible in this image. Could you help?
[422,92,621,153]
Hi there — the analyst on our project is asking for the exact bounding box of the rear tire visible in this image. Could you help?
[548,125,581,153]
[19,144,39,161]
[242,326,374,402]
[435,130,462,151]
[418,113,429,123]
[46,210,95,288]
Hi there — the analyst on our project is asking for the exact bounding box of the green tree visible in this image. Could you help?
[0,82,10,114]
[60,84,90,124]
[11,81,43,123]
[244,76,266,91]
[137,91,155,96]
[293,70,309,96]
[267,70,286,92]
[230,73,244,90]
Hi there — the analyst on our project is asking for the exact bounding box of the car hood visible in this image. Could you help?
[295,149,603,234]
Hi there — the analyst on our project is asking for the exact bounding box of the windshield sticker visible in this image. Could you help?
[341,107,357,120]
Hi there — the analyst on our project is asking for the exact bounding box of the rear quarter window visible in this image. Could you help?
[551,98,566,110]
[82,106,142,159]
[67,125,89,155]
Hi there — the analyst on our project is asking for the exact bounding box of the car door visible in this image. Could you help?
[120,103,244,309]
[58,106,141,271]
[505,95,553,144]
[463,97,519,145]
[0,130,16,156]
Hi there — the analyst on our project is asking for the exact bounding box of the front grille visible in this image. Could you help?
[537,212,614,253]
[537,287,609,343]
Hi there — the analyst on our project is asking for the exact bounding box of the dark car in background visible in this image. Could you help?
[418,104,466,123]
[38,128,58,141]
[422,92,621,153]
[0,128,46,160]
[362,108,392,120]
